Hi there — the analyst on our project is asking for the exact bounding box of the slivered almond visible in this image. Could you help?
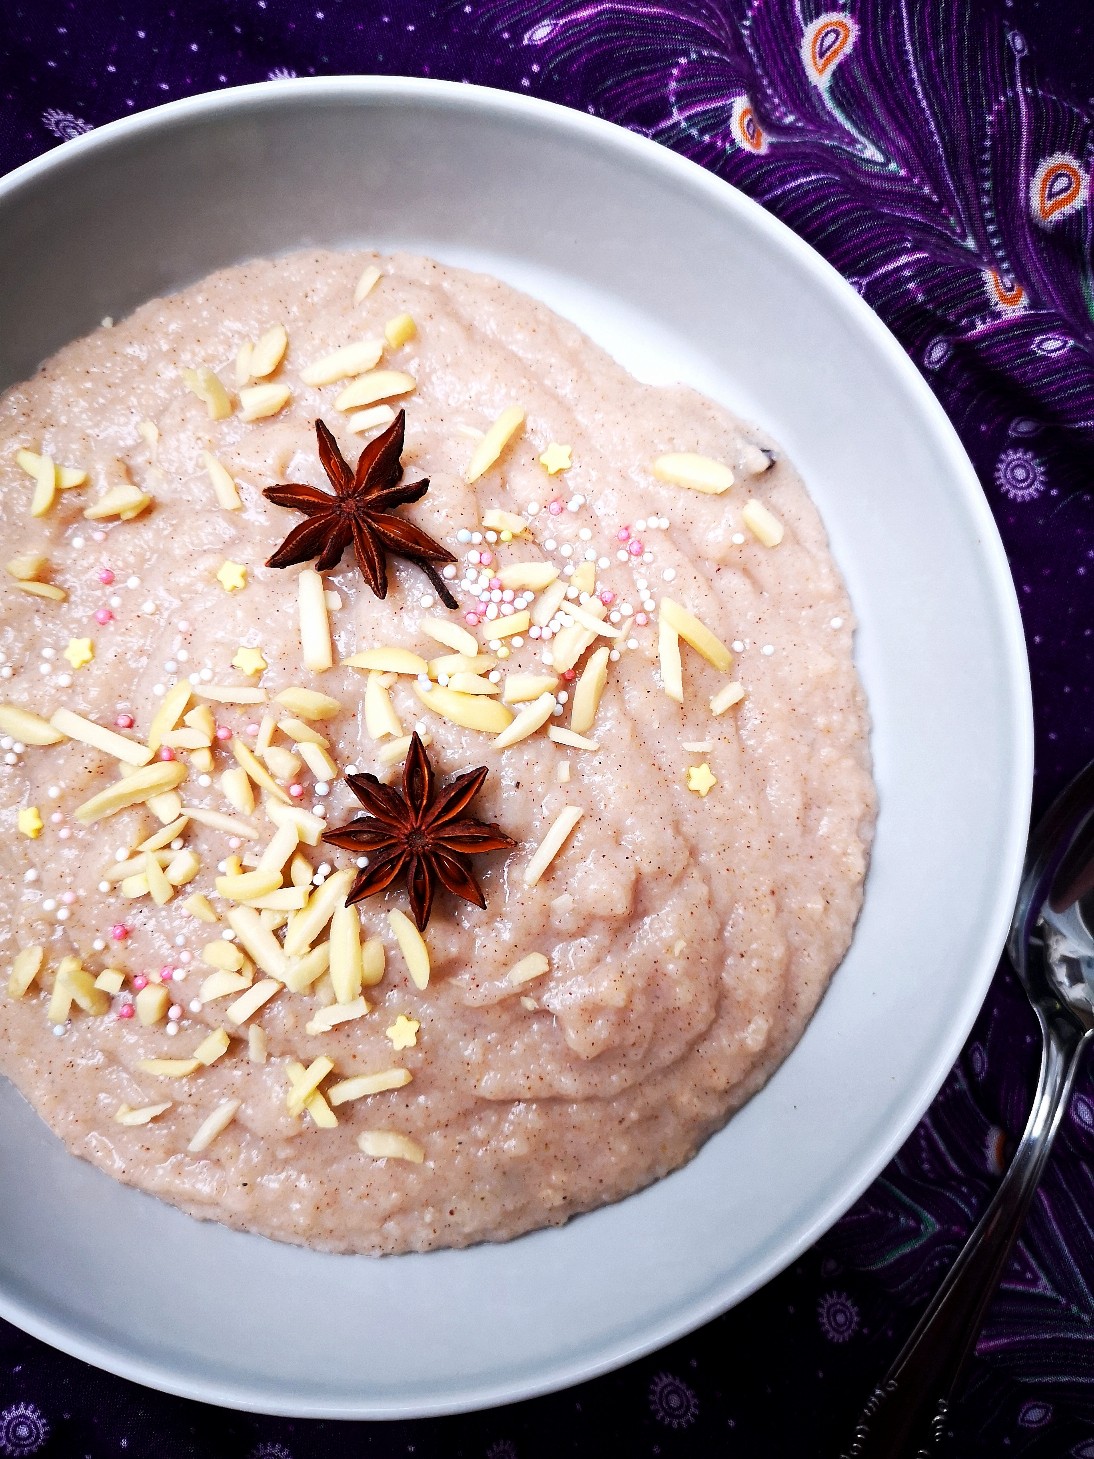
[711,681,747,715]
[8,946,44,999]
[482,508,527,535]
[14,581,66,601]
[413,683,512,734]
[377,732,420,765]
[16,450,87,490]
[742,497,784,547]
[182,366,232,420]
[387,910,430,990]
[283,867,355,957]
[225,978,281,1025]
[286,1055,334,1116]
[365,671,403,739]
[289,853,315,888]
[493,692,556,749]
[197,683,266,705]
[296,740,338,781]
[267,800,326,846]
[225,905,289,980]
[659,598,733,671]
[305,996,370,1036]
[418,616,479,656]
[503,673,559,704]
[446,673,499,696]
[547,726,600,750]
[250,324,288,378]
[562,600,621,639]
[354,263,381,302]
[570,646,610,734]
[201,940,247,972]
[235,339,254,385]
[93,969,126,995]
[144,852,174,906]
[344,647,429,675]
[508,952,550,986]
[428,653,495,679]
[329,1067,411,1104]
[183,805,260,838]
[146,680,191,753]
[300,339,383,387]
[160,728,209,750]
[4,551,46,580]
[49,708,153,766]
[523,806,583,887]
[257,822,299,875]
[361,936,385,987]
[115,1101,172,1126]
[215,868,284,902]
[138,814,190,849]
[183,892,219,923]
[221,766,256,815]
[346,404,397,435]
[187,1098,241,1153]
[202,452,244,511]
[232,738,292,805]
[83,482,152,521]
[531,578,569,628]
[482,610,531,641]
[330,903,364,1004]
[199,969,253,1003]
[248,1025,267,1063]
[287,1061,339,1129]
[283,941,331,993]
[334,370,415,411]
[653,451,734,494]
[27,455,56,516]
[496,562,559,591]
[277,715,329,746]
[274,686,342,720]
[239,383,291,421]
[74,761,187,824]
[298,568,333,672]
[658,618,683,704]
[0,705,65,745]
[260,743,302,781]
[137,1058,201,1078]
[165,849,200,886]
[147,789,184,825]
[384,313,416,348]
[358,1130,424,1163]
[248,887,307,911]
[466,406,524,483]
[135,982,170,1025]
[570,561,596,594]
[193,1027,231,1065]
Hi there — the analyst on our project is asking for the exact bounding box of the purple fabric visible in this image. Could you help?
[1,1,1092,1454]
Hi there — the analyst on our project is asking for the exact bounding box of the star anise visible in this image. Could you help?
[323,732,515,930]
[263,411,458,608]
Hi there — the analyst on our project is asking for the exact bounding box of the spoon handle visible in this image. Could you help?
[841,1019,1090,1459]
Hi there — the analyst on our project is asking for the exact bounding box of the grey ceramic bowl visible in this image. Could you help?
[0,78,1032,1417]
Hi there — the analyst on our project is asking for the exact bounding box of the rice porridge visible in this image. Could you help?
[0,251,875,1253]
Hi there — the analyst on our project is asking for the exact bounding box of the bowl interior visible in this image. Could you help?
[0,79,1032,1418]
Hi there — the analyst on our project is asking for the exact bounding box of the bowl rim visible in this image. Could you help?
[0,74,1034,1417]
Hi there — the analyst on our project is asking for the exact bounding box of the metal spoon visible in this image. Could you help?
[843,759,1094,1458]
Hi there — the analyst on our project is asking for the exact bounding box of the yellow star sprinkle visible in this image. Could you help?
[686,763,717,797]
[232,646,267,677]
[386,1014,420,1051]
[216,560,247,592]
[17,806,43,839]
[64,637,94,669]
[539,442,572,475]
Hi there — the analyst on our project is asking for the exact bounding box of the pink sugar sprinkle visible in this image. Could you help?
[635,612,649,627]
[289,783,304,798]
[61,891,76,905]
[478,549,493,566]
[599,589,615,605]
[117,1004,135,1020]
[98,568,115,585]
[489,576,502,590]
[131,975,149,991]
[617,526,631,541]
[95,608,113,625]
[549,500,564,516]
[245,722,259,736]
[501,589,515,603]
[111,924,129,941]
[562,669,577,682]
[160,967,174,982]
[168,1004,183,1021]
[628,539,644,556]
[464,612,480,626]
[114,714,134,730]
[157,746,175,761]
[215,725,231,741]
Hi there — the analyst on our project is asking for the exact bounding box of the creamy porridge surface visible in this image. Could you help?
[0,251,875,1253]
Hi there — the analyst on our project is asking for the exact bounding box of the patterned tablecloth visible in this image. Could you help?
[1,2,1091,1455]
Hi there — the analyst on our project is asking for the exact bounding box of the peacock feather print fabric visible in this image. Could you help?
[0,1,1091,1454]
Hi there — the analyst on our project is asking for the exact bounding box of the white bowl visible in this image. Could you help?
[0,77,1032,1418]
